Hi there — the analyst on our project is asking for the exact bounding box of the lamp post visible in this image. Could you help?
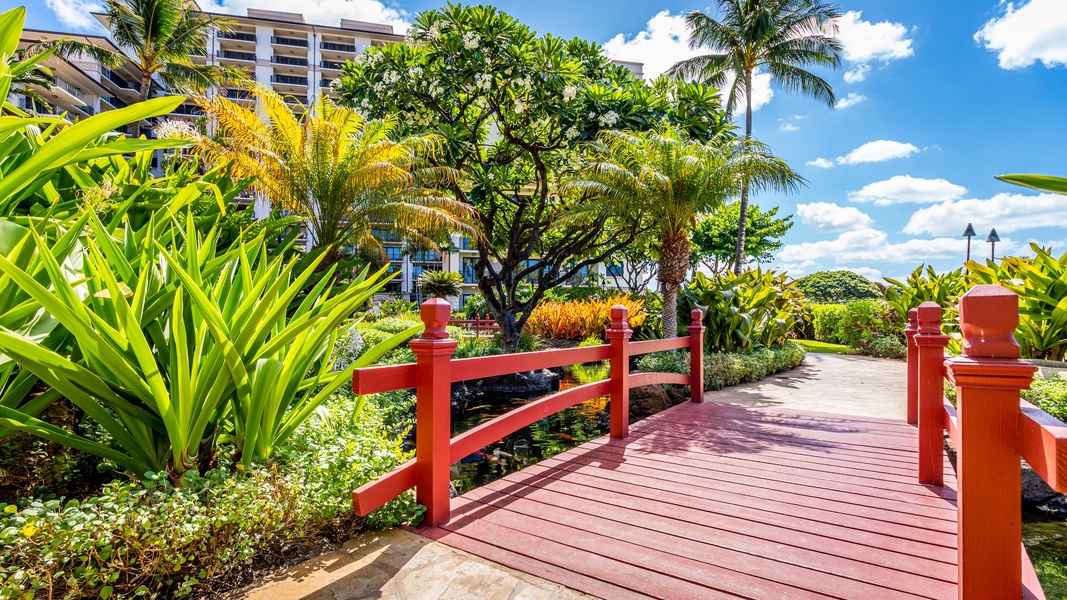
[986,228,1000,261]
[963,223,976,262]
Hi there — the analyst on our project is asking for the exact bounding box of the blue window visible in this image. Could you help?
[385,247,403,261]
[606,262,624,277]
[372,228,401,242]
[460,236,474,250]
[462,257,478,284]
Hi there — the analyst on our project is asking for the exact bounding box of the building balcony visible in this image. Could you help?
[271,36,309,48]
[219,31,257,42]
[225,89,253,100]
[272,55,308,67]
[319,79,332,88]
[101,96,126,109]
[102,68,135,90]
[320,41,356,53]
[282,95,308,105]
[272,74,308,86]
[170,104,202,116]
[319,60,345,70]
[219,50,257,62]
[53,77,87,104]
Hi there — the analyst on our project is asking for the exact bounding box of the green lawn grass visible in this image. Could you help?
[797,339,854,355]
[1024,521,1067,598]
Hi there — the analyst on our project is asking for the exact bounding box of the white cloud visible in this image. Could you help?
[797,202,873,232]
[975,0,1067,69]
[903,192,1067,236]
[835,92,867,109]
[202,0,410,31]
[777,228,1014,266]
[603,11,774,113]
[43,0,105,31]
[779,122,799,132]
[843,64,870,83]
[837,140,919,165]
[835,11,914,83]
[849,175,967,206]
[835,266,884,281]
[806,158,835,169]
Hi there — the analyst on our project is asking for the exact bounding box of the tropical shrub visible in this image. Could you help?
[794,270,882,304]
[525,294,648,340]
[884,265,966,335]
[1026,376,1067,423]
[835,300,901,349]
[376,298,418,317]
[810,304,847,344]
[868,335,907,360]
[969,246,1067,361]
[703,342,807,390]
[681,269,805,352]
[417,270,464,298]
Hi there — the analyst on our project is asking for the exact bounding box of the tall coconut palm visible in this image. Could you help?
[567,125,801,337]
[668,0,842,274]
[104,0,246,101]
[193,86,478,263]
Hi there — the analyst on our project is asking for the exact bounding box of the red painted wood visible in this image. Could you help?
[449,380,611,461]
[450,344,611,383]
[352,363,416,394]
[948,285,1037,600]
[689,308,705,403]
[906,308,919,425]
[943,402,959,447]
[915,301,950,486]
[1020,399,1067,493]
[410,299,458,527]
[627,371,690,387]
[627,336,689,355]
[459,483,952,599]
[451,314,500,336]
[1023,543,1049,600]
[607,305,632,439]
[352,459,414,516]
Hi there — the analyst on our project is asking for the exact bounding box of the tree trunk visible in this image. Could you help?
[732,68,754,275]
[658,234,691,338]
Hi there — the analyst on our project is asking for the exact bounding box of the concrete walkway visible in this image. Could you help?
[705,352,907,420]
[231,352,906,600]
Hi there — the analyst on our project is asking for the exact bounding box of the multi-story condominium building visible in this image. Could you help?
[13,7,650,307]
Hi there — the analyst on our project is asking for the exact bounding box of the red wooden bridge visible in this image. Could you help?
[351,285,1066,599]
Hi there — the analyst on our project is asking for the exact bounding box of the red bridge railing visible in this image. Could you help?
[351,300,705,526]
[450,314,500,336]
[908,284,1061,600]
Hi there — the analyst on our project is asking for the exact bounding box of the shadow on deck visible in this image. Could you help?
[421,401,961,600]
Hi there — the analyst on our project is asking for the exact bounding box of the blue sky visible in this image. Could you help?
[18,0,1067,281]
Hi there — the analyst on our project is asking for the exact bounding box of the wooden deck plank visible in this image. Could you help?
[421,401,964,599]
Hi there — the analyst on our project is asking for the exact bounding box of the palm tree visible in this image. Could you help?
[193,86,478,264]
[104,0,246,101]
[669,0,842,274]
[567,125,801,337]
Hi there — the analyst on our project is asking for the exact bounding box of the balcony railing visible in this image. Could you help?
[271,74,308,86]
[219,31,257,42]
[271,36,308,48]
[272,55,308,67]
[225,89,252,100]
[320,41,356,52]
[102,68,134,89]
[219,50,256,62]
[101,96,126,109]
[320,60,345,70]
[53,77,86,102]
[171,104,202,116]
[282,95,308,105]
[319,79,332,88]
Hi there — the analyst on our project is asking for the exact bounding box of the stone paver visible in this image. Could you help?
[703,352,906,419]
[234,352,905,599]
[229,528,593,600]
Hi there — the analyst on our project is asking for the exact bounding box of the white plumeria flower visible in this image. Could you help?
[563,85,577,102]
[463,32,480,49]
[514,101,528,114]
[565,126,580,140]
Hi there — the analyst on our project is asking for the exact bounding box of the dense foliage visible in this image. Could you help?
[634,342,807,390]
[525,294,647,340]
[335,4,728,349]
[809,300,903,358]
[681,269,805,352]
[417,270,464,299]
[794,270,883,304]
[691,203,793,274]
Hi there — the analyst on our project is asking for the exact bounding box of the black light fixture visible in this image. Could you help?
[962,223,976,262]
[986,228,1001,261]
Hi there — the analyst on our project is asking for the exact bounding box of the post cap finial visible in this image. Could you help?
[959,285,1020,358]
[690,308,704,324]
[905,308,919,334]
[419,298,452,339]
[915,302,943,335]
[609,305,629,330]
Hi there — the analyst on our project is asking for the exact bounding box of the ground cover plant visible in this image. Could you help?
[681,269,805,351]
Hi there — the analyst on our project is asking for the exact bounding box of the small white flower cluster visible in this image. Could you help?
[516,76,532,91]
[428,23,441,40]
[463,32,480,49]
[428,82,444,98]
[475,72,492,92]
[597,111,619,127]
[562,85,577,102]
[365,52,383,67]
[154,119,197,141]
[514,100,528,114]
[409,66,423,79]
[565,126,580,140]
[360,98,373,110]
[382,70,400,85]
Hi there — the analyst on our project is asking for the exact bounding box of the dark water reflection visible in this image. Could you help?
[450,362,610,495]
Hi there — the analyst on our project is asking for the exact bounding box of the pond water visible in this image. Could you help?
[449,362,610,495]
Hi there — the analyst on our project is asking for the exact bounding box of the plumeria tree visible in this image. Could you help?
[336,4,727,349]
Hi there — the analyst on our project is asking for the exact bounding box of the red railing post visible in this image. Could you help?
[410,299,459,527]
[905,308,919,425]
[688,309,705,403]
[915,302,950,486]
[607,305,632,439]
[946,285,1037,600]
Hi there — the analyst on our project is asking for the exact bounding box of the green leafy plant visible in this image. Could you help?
[996,174,1067,195]
[682,269,805,352]
[417,270,463,298]
[884,265,966,333]
[794,270,882,304]
[703,342,807,390]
